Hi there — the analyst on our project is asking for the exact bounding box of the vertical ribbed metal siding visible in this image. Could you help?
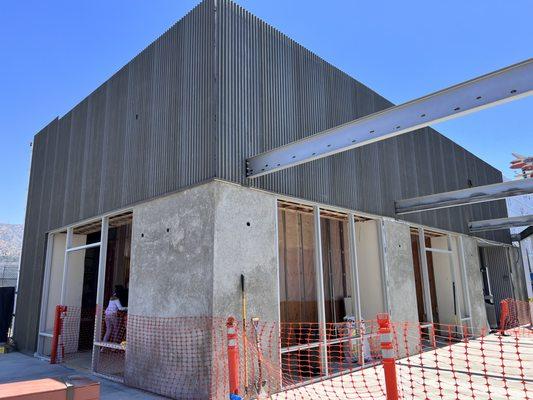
[215,0,508,236]
[481,247,514,321]
[15,0,216,352]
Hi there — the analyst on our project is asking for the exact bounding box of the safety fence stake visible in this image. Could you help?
[377,313,399,400]
[226,316,240,396]
[50,305,66,364]
[499,300,509,334]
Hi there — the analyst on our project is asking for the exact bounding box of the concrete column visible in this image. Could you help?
[381,220,419,357]
[461,237,489,332]
[381,220,419,324]
[126,183,216,399]
[211,181,279,394]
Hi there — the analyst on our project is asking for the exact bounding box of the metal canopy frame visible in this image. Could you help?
[395,178,533,215]
[246,59,533,178]
[469,214,533,233]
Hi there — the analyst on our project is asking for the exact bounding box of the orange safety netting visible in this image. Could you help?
[500,298,533,333]
[51,304,533,400]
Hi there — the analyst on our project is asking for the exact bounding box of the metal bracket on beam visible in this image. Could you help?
[469,214,533,233]
[395,178,533,215]
[246,59,533,178]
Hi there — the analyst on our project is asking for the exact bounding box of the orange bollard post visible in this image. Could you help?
[377,313,399,400]
[226,316,240,395]
[50,305,66,364]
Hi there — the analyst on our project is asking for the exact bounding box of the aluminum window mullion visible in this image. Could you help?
[66,242,102,253]
[425,247,453,254]
[313,206,328,376]
[92,216,109,372]
[447,234,462,325]
[348,214,362,322]
[418,227,434,323]
[60,227,73,305]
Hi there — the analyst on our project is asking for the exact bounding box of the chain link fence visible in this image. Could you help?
[0,265,18,288]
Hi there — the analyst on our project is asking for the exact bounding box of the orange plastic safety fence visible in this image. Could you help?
[51,306,533,400]
[500,298,533,332]
[52,305,127,381]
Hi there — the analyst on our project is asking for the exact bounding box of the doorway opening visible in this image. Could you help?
[37,212,132,377]
[409,227,471,341]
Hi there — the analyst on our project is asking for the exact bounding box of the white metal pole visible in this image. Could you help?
[347,214,362,322]
[313,206,328,376]
[92,217,109,372]
[59,228,73,305]
[447,235,462,325]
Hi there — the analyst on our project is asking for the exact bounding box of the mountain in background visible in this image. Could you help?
[0,223,24,265]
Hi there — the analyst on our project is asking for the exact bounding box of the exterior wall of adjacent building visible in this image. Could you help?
[16,0,510,353]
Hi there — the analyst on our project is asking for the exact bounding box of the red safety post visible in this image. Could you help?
[226,316,240,395]
[50,305,66,364]
[377,313,399,400]
[499,300,509,334]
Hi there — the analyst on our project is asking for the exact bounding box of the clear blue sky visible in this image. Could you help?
[0,0,531,224]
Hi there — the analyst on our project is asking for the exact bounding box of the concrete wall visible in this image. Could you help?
[128,184,215,318]
[356,220,385,320]
[211,182,280,394]
[212,183,278,321]
[125,183,216,399]
[381,220,418,324]
[462,237,489,332]
[509,246,528,301]
[381,220,419,357]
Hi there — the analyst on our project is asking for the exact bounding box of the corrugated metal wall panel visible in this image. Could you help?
[481,246,514,322]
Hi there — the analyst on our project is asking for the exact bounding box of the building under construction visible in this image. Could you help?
[14,0,531,398]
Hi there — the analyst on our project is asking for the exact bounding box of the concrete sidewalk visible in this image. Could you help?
[0,352,168,399]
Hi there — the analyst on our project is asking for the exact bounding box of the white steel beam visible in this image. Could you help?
[469,214,533,232]
[246,59,533,178]
[396,178,533,215]
[313,206,328,375]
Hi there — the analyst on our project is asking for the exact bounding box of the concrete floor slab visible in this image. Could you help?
[0,352,168,399]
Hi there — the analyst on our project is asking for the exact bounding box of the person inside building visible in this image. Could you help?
[103,291,127,342]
